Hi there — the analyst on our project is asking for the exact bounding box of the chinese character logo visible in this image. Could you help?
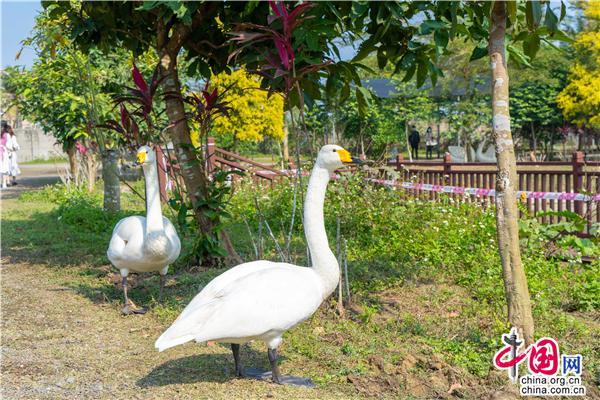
[493,328,562,381]
[563,355,582,376]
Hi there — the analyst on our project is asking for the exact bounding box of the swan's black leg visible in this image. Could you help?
[159,274,166,302]
[268,348,282,384]
[231,344,244,377]
[122,276,130,306]
[121,275,145,315]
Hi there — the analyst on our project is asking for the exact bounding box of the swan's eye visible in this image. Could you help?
[332,149,337,152]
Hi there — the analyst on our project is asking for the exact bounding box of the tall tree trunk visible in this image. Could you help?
[85,150,98,193]
[101,149,120,212]
[158,47,242,266]
[282,124,290,166]
[490,1,534,346]
[531,121,537,154]
[66,144,79,185]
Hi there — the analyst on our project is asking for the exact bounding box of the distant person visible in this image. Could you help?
[0,122,10,188]
[409,125,420,160]
[425,126,435,159]
[6,125,20,185]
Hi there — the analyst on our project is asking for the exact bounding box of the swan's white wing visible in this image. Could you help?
[107,216,145,267]
[162,217,181,263]
[175,260,285,322]
[155,265,323,351]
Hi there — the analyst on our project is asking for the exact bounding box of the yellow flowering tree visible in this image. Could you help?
[208,69,284,146]
[557,2,600,128]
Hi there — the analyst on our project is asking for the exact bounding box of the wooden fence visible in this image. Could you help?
[383,152,600,228]
[155,139,599,229]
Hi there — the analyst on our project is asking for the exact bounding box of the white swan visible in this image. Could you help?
[107,146,181,315]
[155,145,359,384]
[475,139,497,163]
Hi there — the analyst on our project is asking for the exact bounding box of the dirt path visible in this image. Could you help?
[1,163,65,201]
[1,262,352,400]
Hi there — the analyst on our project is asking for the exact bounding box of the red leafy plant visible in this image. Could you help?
[229,0,331,99]
[100,63,164,150]
[182,80,232,137]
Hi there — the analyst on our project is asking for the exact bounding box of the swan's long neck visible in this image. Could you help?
[143,159,164,234]
[304,164,339,297]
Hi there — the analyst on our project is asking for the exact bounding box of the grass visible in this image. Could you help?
[2,180,599,399]
[21,155,68,165]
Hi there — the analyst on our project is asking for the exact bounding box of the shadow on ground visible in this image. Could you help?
[137,345,280,387]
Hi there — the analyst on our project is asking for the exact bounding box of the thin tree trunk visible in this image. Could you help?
[66,144,79,185]
[531,121,537,155]
[282,125,290,166]
[86,150,98,193]
[101,149,120,213]
[158,45,242,266]
[490,1,534,346]
[405,122,412,162]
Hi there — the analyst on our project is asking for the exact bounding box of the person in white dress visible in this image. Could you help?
[0,122,10,189]
[6,125,20,185]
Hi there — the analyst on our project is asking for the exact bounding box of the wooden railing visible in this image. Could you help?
[207,137,290,184]
[155,140,599,229]
[384,152,600,228]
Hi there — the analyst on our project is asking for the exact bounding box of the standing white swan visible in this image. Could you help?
[107,145,181,315]
[155,145,360,385]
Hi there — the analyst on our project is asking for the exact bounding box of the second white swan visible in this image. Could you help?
[107,146,181,314]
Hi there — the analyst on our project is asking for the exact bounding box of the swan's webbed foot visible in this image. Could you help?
[122,300,146,315]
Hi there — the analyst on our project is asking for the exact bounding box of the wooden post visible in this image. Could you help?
[443,153,452,181]
[207,136,216,175]
[155,146,168,203]
[395,154,404,171]
[572,151,584,216]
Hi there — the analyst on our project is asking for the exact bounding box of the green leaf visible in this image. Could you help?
[419,20,445,35]
[560,1,567,21]
[507,44,532,67]
[507,0,517,26]
[525,1,543,29]
[523,34,540,58]
[544,4,558,33]
[434,29,449,49]
[470,45,488,61]
[376,47,387,70]
[415,59,427,88]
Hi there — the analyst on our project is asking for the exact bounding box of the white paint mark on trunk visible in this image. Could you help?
[491,61,497,70]
[495,100,508,108]
[493,115,511,132]
[495,78,504,87]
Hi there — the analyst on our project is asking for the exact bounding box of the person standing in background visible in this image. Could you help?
[425,126,435,160]
[6,125,20,185]
[409,125,420,160]
[0,122,10,188]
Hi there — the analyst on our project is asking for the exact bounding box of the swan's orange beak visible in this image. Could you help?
[135,151,147,166]
[339,149,362,165]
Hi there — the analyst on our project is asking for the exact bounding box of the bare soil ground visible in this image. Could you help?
[1,261,351,400]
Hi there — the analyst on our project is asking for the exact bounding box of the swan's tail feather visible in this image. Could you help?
[155,333,196,352]
[154,301,218,352]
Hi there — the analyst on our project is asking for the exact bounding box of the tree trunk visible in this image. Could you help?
[282,123,290,166]
[531,121,537,155]
[490,1,535,346]
[405,122,412,162]
[101,149,120,213]
[85,150,98,193]
[158,48,242,267]
[66,144,79,185]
